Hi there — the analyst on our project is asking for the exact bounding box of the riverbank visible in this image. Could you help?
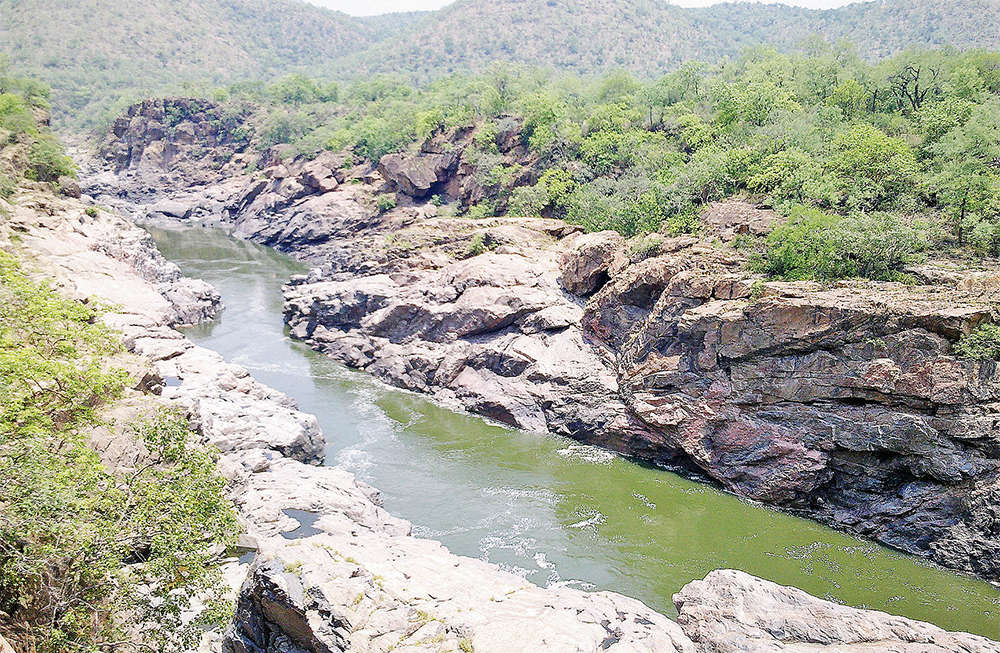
[4,144,996,650]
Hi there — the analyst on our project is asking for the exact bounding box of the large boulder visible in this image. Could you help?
[559,230,624,296]
[674,569,1000,652]
[223,559,350,653]
[378,152,457,198]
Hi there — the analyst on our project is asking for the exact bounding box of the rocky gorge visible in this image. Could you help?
[5,100,976,652]
[82,97,1000,591]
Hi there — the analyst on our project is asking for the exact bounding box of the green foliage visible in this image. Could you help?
[466,232,488,257]
[464,203,493,220]
[508,184,549,217]
[376,193,397,213]
[826,124,917,211]
[926,98,1000,251]
[0,252,237,652]
[752,206,925,281]
[954,323,1000,361]
[0,92,36,138]
[27,136,75,181]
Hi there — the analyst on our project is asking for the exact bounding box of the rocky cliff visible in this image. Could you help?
[83,98,1000,588]
[14,165,1000,653]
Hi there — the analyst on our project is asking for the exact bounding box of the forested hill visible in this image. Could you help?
[0,0,373,120]
[4,0,1000,124]
[354,0,1000,79]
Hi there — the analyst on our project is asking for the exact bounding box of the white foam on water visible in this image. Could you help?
[568,511,607,530]
[632,492,656,509]
[336,447,373,472]
[556,443,617,465]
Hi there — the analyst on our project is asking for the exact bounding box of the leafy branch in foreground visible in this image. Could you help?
[0,251,238,652]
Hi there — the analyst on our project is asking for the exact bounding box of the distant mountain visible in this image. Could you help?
[342,0,1000,79]
[0,0,375,120]
[4,0,1000,124]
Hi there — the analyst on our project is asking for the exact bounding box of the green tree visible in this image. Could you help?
[928,100,1000,250]
[826,124,917,210]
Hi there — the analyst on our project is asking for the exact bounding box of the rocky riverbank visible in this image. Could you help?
[82,97,1000,586]
[7,158,998,652]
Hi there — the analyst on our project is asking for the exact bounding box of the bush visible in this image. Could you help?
[466,232,488,257]
[954,323,1000,361]
[826,124,917,211]
[0,174,15,198]
[0,93,37,138]
[26,137,75,182]
[465,203,493,220]
[376,194,397,213]
[752,205,925,281]
[508,184,549,216]
[0,252,237,652]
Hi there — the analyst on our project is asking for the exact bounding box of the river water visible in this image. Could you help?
[148,224,1000,639]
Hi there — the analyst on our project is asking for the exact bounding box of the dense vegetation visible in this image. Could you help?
[0,63,75,195]
[215,45,1000,281]
[6,0,1000,126]
[0,251,238,649]
[345,0,1000,81]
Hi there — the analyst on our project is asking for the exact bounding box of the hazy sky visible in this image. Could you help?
[308,0,861,17]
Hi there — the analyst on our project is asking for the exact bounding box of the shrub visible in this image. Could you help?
[465,203,493,220]
[0,174,15,198]
[628,233,664,262]
[752,205,925,281]
[826,124,917,211]
[954,323,1000,361]
[508,184,549,216]
[376,194,397,213]
[466,232,488,257]
[474,120,500,153]
[0,93,37,138]
[26,136,76,182]
[0,252,238,652]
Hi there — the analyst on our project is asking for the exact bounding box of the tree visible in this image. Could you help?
[887,61,941,112]
[826,124,918,211]
[928,99,1000,249]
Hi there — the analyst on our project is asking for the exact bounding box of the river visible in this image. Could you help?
[148,224,1000,640]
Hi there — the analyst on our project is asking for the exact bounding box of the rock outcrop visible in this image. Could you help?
[378,151,457,198]
[559,230,624,295]
[674,570,1000,653]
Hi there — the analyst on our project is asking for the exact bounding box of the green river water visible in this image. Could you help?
[148,224,1000,640]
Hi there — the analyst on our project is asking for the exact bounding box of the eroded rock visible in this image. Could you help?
[674,569,1000,652]
[559,230,623,296]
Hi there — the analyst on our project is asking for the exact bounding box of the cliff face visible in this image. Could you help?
[83,99,1000,586]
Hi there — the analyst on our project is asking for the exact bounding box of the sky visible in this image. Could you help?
[308,0,861,17]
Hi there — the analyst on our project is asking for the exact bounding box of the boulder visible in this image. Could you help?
[223,559,350,653]
[378,152,457,198]
[57,175,82,198]
[559,230,624,295]
[674,569,1000,652]
[148,198,193,219]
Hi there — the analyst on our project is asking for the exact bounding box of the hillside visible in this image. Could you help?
[5,0,1000,124]
[0,0,373,122]
[344,0,1000,79]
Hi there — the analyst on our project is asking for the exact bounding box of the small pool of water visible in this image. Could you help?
[148,224,1000,639]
